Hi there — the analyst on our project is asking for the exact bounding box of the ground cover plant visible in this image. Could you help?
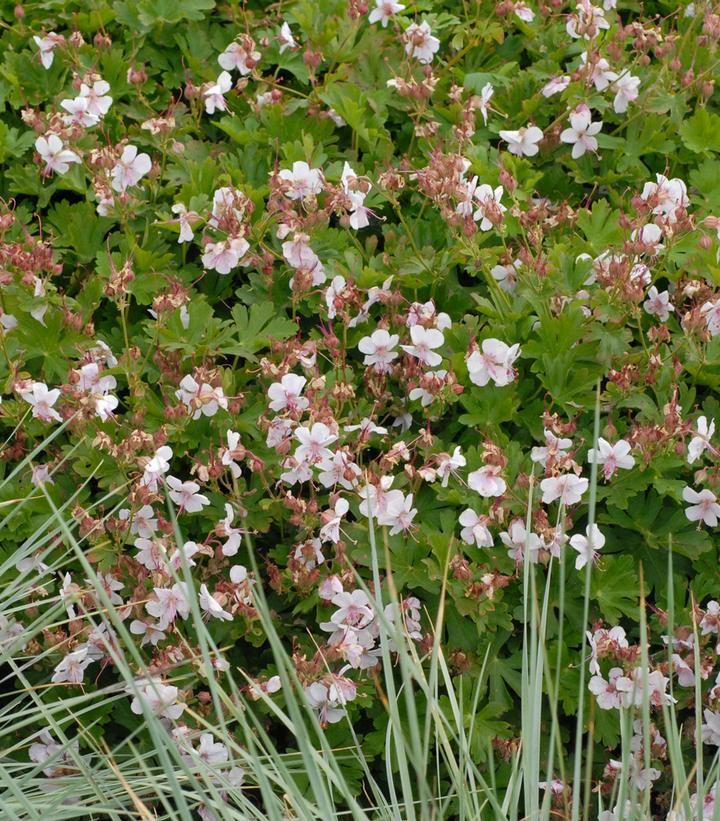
[1,0,720,817]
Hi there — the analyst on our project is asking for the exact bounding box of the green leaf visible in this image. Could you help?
[679,108,720,155]
[590,555,639,621]
[224,302,297,361]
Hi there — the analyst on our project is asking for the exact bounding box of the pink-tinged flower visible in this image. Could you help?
[171,203,198,243]
[612,72,640,113]
[500,519,542,563]
[219,503,243,555]
[218,40,260,75]
[540,474,589,506]
[498,125,543,158]
[569,523,605,570]
[672,654,695,687]
[325,275,347,318]
[588,667,634,709]
[369,0,405,26]
[176,374,228,419]
[60,96,98,127]
[268,373,310,413]
[166,476,210,513]
[341,163,372,229]
[435,446,466,487]
[459,509,493,547]
[330,590,374,628]
[319,498,350,544]
[403,21,440,64]
[701,299,720,337]
[560,107,602,159]
[580,52,615,90]
[141,446,173,490]
[199,584,233,621]
[293,537,325,569]
[683,486,720,527]
[33,33,63,69]
[294,423,337,465]
[110,145,151,192]
[278,161,324,200]
[35,134,80,175]
[688,416,716,464]
[702,709,720,746]
[473,184,506,231]
[566,0,610,39]
[631,223,664,254]
[318,449,361,490]
[146,582,190,628]
[466,339,520,387]
[204,71,233,114]
[21,382,62,423]
[468,465,507,497]
[51,646,92,684]
[587,438,634,480]
[643,286,674,321]
[304,681,350,725]
[474,82,494,124]
[542,76,570,97]
[30,464,54,487]
[531,429,573,467]
[641,174,689,220]
[377,490,417,535]
[401,325,444,367]
[490,259,521,292]
[701,601,720,635]
[359,329,400,373]
[202,237,249,275]
[278,22,296,53]
[130,679,184,720]
[513,2,535,21]
[80,79,112,117]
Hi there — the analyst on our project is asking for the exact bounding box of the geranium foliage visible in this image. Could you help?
[2,0,720,815]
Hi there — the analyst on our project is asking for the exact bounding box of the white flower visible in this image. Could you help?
[80,80,113,118]
[51,646,92,684]
[613,72,640,114]
[111,145,152,192]
[640,174,689,220]
[542,76,570,96]
[476,83,494,124]
[473,184,506,231]
[294,423,337,465]
[35,134,80,175]
[146,583,190,628]
[359,329,400,374]
[377,490,417,535]
[540,474,589,506]
[702,709,720,746]
[218,40,260,75]
[278,161,324,200]
[632,222,664,253]
[204,71,233,114]
[643,286,674,321]
[293,537,325,569]
[199,584,233,621]
[267,373,307,414]
[400,325,444,367]
[166,477,210,513]
[403,21,440,64]
[341,163,371,229]
[141,446,173,490]
[466,339,520,387]
[171,203,196,243]
[531,429,573,467]
[580,52,616,90]
[436,446,466,487]
[468,465,506,497]
[490,259,521,292]
[560,108,602,159]
[570,523,605,570]
[325,275,347,319]
[219,503,243,555]
[688,416,716,464]
[60,96,98,127]
[498,125,543,158]
[319,498,350,544]
[278,22,297,53]
[21,382,62,423]
[683,487,720,527]
[201,237,249,275]
[587,438,635,480]
[130,679,184,720]
[369,0,405,26]
[176,374,228,419]
[588,667,634,710]
[33,33,62,69]
[700,299,720,336]
[500,519,542,563]
[459,509,493,547]
[514,2,535,21]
